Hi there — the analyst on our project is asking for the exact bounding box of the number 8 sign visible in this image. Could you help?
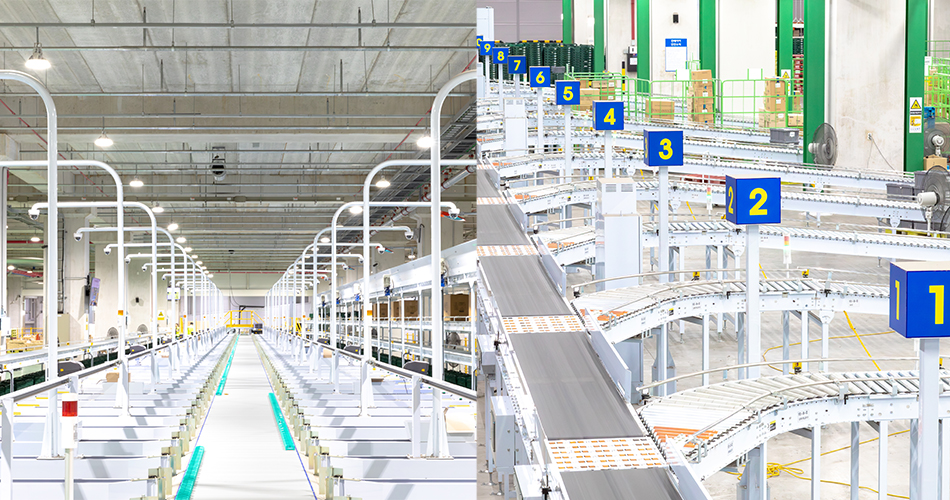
[529,67,551,88]
[724,176,781,225]
[492,47,509,65]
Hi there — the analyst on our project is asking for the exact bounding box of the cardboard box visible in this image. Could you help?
[787,113,804,127]
[690,69,713,82]
[578,88,599,111]
[790,94,803,112]
[647,99,675,122]
[393,299,420,319]
[106,372,132,383]
[757,110,786,128]
[374,303,389,319]
[691,113,714,125]
[691,98,714,113]
[763,78,787,96]
[764,96,786,112]
[925,155,948,170]
[444,294,471,319]
[691,83,714,97]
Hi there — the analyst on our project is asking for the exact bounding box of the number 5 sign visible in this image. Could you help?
[890,261,950,338]
[556,81,580,105]
[724,176,781,225]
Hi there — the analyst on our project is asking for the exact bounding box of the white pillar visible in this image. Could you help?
[878,421,888,500]
[918,339,940,500]
[811,425,821,500]
[746,225,760,379]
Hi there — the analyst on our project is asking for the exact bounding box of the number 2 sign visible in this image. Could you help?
[724,176,781,225]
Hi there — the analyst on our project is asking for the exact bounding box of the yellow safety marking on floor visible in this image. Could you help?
[476,197,507,205]
[476,245,538,257]
[501,315,585,334]
[546,437,666,471]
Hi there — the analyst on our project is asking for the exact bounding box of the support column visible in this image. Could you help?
[811,425,821,500]
[911,419,919,500]
[801,310,809,372]
[635,0,649,82]
[562,0,573,44]
[701,313,709,386]
[803,0,826,164]
[878,421,888,500]
[918,338,940,500]
[941,418,949,500]
[851,422,860,500]
[698,0,716,77]
[904,0,927,172]
[782,310,790,375]
[594,0,605,73]
[777,0,793,77]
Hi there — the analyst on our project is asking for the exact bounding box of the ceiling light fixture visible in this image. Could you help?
[416,135,433,149]
[152,205,165,213]
[167,223,179,232]
[94,132,113,148]
[24,29,50,71]
[176,236,186,243]
[320,236,330,243]
[375,178,391,189]
[6,265,13,271]
[184,246,193,253]
[207,273,214,278]
[349,205,363,215]
[30,236,41,243]
[196,261,203,266]
[129,178,144,188]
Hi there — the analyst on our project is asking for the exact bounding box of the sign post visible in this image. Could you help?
[890,261,948,500]
[556,80,580,180]
[478,39,494,94]
[529,67,551,153]
[508,55,526,98]
[725,176,781,379]
[593,101,624,178]
[643,130,684,396]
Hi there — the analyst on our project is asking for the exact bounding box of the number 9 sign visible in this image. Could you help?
[890,261,950,338]
[556,81,580,106]
[479,39,494,57]
[724,175,781,225]
[529,67,551,88]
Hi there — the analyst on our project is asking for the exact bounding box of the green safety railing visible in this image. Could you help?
[564,71,805,131]
[927,56,950,121]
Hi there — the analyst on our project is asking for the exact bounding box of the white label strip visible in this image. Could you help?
[476,245,538,257]
[547,437,666,471]
[476,197,507,205]
[501,315,585,334]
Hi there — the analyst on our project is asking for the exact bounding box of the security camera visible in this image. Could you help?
[74,232,83,242]
[142,264,148,272]
[125,256,132,264]
[28,210,39,221]
[161,275,167,281]
[448,207,461,217]
[405,231,414,241]
[377,246,386,254]
[103,247,112,256]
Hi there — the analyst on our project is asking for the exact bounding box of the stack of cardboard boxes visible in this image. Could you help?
[647,99,675,122]
[689,69,715,126]
[578,79,617,112]
[759,78,803,128]
[444,293,471,320]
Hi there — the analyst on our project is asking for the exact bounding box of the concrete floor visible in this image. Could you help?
[478,206,946,499]
[187,335,318,500]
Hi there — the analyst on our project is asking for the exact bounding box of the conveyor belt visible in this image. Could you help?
[480,256,568,316]
[560,469,683,500]
[478,206,529,246]
[509,332,643,440]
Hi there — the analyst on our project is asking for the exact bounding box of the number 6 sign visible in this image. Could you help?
[724,176,781,225]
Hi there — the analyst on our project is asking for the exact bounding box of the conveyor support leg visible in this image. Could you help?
[811,424,821,500]
[851,422,860,500]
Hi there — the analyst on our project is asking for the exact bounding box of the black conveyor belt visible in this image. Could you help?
[509,332,643,439]
[560,469,683,500]
[477,167,682,500]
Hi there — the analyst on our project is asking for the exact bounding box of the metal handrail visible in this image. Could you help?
[268,328,476,400]
[636,356,925,391]
[3,330,224,403]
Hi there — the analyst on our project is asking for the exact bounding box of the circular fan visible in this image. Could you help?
[925,122,950,157]
[807,123,838,165]
[919,166,950,231]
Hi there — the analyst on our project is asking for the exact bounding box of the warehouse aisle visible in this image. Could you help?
[190,335,317,499]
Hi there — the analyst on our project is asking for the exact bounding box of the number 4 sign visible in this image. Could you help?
[593,101,623,130]
[724,176,781,225]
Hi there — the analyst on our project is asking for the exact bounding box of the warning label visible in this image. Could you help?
[158,311,166,321]
[910,97,923,133]
[780,69,792,80]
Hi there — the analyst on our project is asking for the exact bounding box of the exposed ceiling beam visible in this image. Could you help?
[0,22,474,29]
[0,45,470,52]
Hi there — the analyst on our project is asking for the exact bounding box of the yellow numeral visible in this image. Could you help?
[749,188,768,215]
[513,59,520,71]
[659,138,673,160]
[536,72,545,84]
[564,87,574,101]
[604,107,616,125]
[728,186,735,214]
[931,284,944,324]
[497,51,504,62]
[895,280,900,320]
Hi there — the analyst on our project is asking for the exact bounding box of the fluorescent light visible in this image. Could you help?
[25,44,50,70]
[94,132,113,148]
[349,205,363,215]
[207,273,214,278]
[196,261,203,265]
[129,178,144,188]
[416,135,433,148]
[375,179,391,188]
[30,236,40,243]
[6,265,13,271]
[152,205,165,213]
[167,223,179,232]
[184,246,192,252]
[176,236,186,243]
[320,236,330,243]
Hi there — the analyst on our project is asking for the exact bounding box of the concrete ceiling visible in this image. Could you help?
[0,0,477,282]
